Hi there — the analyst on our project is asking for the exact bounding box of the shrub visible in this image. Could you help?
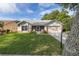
[30,31,36,34]
[43,30,48,34]
[0,30,6,35]
[6,29,10,33]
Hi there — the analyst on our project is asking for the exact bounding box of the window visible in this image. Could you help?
[40,26,44,29]
[22,26,28,31]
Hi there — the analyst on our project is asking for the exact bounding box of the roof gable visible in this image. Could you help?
[18,21,30,26]
[45,20,62,26]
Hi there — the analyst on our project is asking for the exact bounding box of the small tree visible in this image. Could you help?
[41,9,71,31]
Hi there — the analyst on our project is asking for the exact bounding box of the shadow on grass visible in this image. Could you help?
[0,33,63,55]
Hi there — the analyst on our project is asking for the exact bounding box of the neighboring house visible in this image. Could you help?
[3,20,62,33]
[0,27,2,30]
[3,21,18,32]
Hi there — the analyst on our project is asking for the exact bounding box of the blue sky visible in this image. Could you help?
[0,3,74,20]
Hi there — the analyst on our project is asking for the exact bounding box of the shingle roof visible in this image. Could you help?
[17,20,62,26]
[29,20,52,26]
[17,20,52,26]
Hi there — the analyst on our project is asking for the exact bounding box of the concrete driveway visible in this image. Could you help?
[48,32,68,44]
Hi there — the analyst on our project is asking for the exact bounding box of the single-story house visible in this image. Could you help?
[3,20,62,33]
[3,20,67,43]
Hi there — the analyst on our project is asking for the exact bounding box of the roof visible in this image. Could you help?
[18,21,30,26]
[3,21,17,25]
[29,20,52,26]
[17,20,62,26]
[18,20,52,26]
[45,20,62,26]
[31,22,47,26]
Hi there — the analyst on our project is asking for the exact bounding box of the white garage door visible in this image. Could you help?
[48,26,61,41]
[48,26,59,33]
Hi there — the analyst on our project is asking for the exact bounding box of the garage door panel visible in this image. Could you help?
[48,27,59,33]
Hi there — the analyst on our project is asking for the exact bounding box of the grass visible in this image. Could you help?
[0,32,63,55]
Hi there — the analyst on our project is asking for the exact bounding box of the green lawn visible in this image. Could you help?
[0,32,62,55]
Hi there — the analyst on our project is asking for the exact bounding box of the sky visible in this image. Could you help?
[0,3,74,20]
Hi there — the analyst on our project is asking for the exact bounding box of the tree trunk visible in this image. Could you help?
[63,8,79,56]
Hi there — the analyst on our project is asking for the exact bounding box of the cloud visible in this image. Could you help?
[39,3,55,8]
[67,9,74,16]
[19,18,31,21]
[0,17,31,21]
[39,3,55,11]
[19,17,40,21]
[32,18,40,20]
[0,17,17,21]
[62,9,74,16]
[40,9,53,16]
[0,3,20,13]
[26,9,34,13]
[40,7,61,16]
[0,3,63,20]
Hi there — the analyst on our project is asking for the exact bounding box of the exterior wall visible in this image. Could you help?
[0,27,2,30]
[47,22,62,32]
[43,22,62,33]
[47,22,62,40]
[29,24,32,32]
[48,26,62,33]
[44,26,48,32]
[17,23,31,33]
[3,21,17,32]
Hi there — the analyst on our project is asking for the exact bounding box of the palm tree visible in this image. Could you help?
[59,3,79,56]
